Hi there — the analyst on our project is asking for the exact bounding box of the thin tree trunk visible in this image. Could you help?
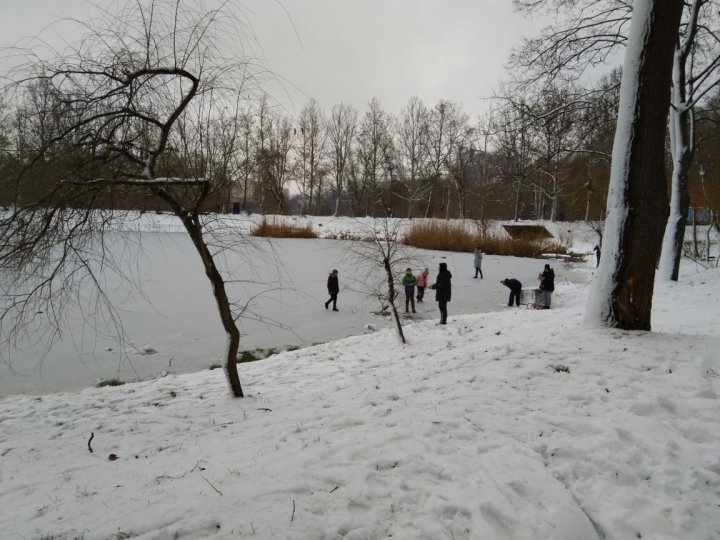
[154,186,243,397]
[384,256,406,344]
[659,46,694,282]
[180,213,243,397]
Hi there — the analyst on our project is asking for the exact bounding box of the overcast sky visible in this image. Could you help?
[0,0,543,119]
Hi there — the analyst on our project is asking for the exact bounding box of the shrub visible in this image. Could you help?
[237,350,259,363]
[97,379,125,387]
[251,217,317,238]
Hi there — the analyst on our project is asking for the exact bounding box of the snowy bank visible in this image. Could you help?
[1,262,718,539]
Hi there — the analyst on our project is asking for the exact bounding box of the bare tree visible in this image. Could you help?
[395,96,430,218]
[296,99,326,215]
[659,0,720,281]
[491,99,536,221]
[0,0,262,397]
[510,0,631,92]
[234,106,257,213]
[585,0,684,330]
[354,98,393,217]
[326,103,358,216]
[257,111,294,215]
[425,100,469,217]
[347,218,414,344]
[527,84,581,221]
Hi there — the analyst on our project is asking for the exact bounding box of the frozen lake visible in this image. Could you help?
[0,233,584,396]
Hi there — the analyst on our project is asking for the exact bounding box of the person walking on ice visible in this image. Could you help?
[473,247,483,278]
[402,268,417,313]
[501,278,522,307]
[431,262,452,324]
[325,269,340,311]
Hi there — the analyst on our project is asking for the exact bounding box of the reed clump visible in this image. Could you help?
[403,221,569,258]
[251,218,317,238]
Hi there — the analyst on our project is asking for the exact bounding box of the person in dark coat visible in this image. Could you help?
[430,262,452,324]
[325,269,339,311]
[537,264,555,309]
[593,245,601,268]
[501,278,522,307]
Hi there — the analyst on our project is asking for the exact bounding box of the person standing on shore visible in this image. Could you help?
[538,264,555,309]
[431,262,452,324]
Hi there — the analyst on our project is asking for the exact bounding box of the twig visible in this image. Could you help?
[257,408,272,412]
[199,472,223,496]
[88,432,94,453]
[463,417,484,431]
[329,486,339,493]
[291,499,296,522]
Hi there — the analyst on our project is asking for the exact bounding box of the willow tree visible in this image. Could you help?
[0,0,260,397]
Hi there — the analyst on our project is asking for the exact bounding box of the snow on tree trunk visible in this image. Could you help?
[658,73,691,282]
[585,0,683,330]
[658,1,699,283]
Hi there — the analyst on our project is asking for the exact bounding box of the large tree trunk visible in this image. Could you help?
[585,0,683,330]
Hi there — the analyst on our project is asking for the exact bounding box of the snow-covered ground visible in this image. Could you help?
[0,216,718,539]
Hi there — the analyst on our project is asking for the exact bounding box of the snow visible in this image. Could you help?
[1,217,718,539]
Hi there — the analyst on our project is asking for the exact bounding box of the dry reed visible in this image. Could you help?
[251,218,317,238]
[403,221,568,258]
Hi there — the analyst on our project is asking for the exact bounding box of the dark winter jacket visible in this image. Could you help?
[434,269,452,302]
[327,273,339,294]
[501,278,522,293]
[539,268,555,292]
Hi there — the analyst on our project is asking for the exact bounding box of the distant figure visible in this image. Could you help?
[402,268,417,313]
[431,262,452,324]
[416,267,429,303]
[474,248,484,279]
[501,278,523,307]
[537,264,555,309]
[593,245,601,268]
[325,269,339,311]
